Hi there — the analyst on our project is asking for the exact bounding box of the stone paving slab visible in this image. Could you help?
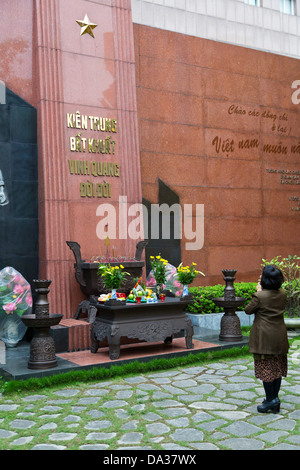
[0,348,299,451]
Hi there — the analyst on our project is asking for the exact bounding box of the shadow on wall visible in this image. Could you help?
[0,83,39,286]
[143,179,181,276]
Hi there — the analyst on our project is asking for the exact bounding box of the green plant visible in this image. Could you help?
[97,263,129,289]
[149,255,168,284]
[186,282,257,314]
[176,262,205,285]
[261,255,300,317]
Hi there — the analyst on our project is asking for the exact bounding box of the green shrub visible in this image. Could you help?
[186,282,257,314]
[261,255,300,318]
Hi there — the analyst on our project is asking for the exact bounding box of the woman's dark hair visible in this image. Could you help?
[260,265,284,290]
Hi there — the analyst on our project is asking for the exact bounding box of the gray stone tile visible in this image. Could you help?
[161,443,190,450]
[267,443,300,450]
[83,388,109,396]
[38,414,61,419]
[138,383,161,391]
[166,417,190,428]
[286,435,300,444]
[189,401,238,411]
[0,404,19,411]
[196,419,227,431]
[87,409,106,418]
[118,432,143,444]
[170,428,204,442]
[220,438,264,450]
[229,391,257,400]
[222,421,262,437]
[160,408,191,417]
[102,400,128,408]
[11,436,34,446]
[151,377,171,384]
[21,395,47,401]
[53,389,80,397]
[0,429,17,439]
[267,418,296,431]
[39,422,57,430]
[49,432,77,441]
[162,385,188,394]
[86,432,117,441]
[41,405,62,412]
[212,411,250,420]
[147,371,180,378]
[121,420,138,430]
[31,444,66,450]
[124,376,147,383]
[77,397,101,405]
[146,423,170,435]
[187,384,216,394]
[79,444,110,450]
[196,375,226,384]
[84,420,112,430]
[64,415,81,422]
[9,419,35,429]
[143,412,162,421]
[46,399,72,405]
[172,379,198,388]
[192,411,214,423]
[153,399,182,407]
[116,390,133,399]
[257,431,289,443]
[184,366,206,374]
[191,442,219,450]
[153,391,173,399]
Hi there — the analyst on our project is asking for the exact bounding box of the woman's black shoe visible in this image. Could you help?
[257,398,280,413]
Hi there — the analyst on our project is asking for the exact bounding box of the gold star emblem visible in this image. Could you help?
[76,14,98,38]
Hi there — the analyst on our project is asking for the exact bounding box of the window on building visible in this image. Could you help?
[244,0,260,6]
[280,0,295,14]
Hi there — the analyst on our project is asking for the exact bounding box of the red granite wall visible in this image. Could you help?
[1,1,300,317]
[134,24,300,286]
[0,0,143,317]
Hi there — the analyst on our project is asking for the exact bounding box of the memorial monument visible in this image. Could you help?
[0,0,143,317]
[1,0,299,321]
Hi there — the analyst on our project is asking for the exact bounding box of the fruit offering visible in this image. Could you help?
[126,286,157,303]
[98,293,112,303]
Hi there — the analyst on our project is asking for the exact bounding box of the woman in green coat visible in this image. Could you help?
[245,265,289,414]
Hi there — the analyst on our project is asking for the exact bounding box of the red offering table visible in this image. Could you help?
[90,298,194,360]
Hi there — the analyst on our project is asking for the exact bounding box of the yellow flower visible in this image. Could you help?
[120,265,124,269]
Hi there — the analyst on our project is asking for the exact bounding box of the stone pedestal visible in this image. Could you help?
[213,270,246,342]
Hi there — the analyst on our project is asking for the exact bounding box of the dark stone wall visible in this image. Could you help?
[0,87,39,285]
[143,179,181,276]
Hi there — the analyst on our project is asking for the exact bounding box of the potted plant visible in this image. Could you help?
[149,255,168,297]
[176,262,205,297]
[97,264,130,299]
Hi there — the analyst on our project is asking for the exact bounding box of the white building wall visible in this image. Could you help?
[131,0,300,59]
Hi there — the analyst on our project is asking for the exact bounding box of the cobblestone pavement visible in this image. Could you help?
[0,346,299,451]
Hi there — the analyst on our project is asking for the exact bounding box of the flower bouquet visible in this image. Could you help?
[149,255,168,297]
[97,263,130,299]
[0,267,32,347]
[177,262,205,297]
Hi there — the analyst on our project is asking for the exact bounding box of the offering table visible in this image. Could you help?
[90,298,194,360]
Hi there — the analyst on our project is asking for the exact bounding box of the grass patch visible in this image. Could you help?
[1,345,250,396]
